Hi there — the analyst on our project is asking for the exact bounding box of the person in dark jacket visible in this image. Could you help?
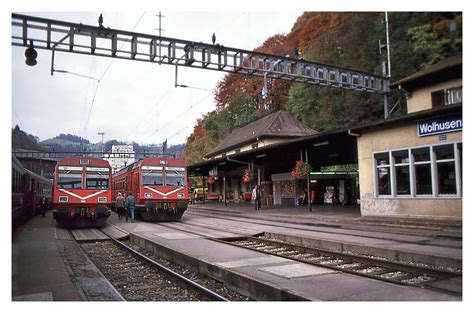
[39,195,48,217]
[125,192,135,223]
[116,193,126,220]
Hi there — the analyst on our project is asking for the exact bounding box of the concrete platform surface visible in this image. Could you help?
[12,212,123,301]
[129,224,461,301]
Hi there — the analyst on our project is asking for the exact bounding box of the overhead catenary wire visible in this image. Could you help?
[77,57,96,136]
[81,12,146,138]
[142,92,212,143]
[12,106,24,129]
[124,85,175,142]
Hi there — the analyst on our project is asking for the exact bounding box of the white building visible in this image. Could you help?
[105,145,135,173]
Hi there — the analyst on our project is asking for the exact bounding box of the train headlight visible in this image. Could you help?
[177,193,184,198]
[59,196,68,202]
[145,193,152,198]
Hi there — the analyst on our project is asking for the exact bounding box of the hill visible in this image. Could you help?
[12,125,49,151]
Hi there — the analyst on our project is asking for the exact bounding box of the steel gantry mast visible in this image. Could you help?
[12,13,389,95]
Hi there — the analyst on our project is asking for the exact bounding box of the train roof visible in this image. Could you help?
[25,168,53,185]
[12,154,27,175]
[56,156,111,168]
[113,157,185,177]
[140,157,185,166]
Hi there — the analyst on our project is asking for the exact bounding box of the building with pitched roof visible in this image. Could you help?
[204,110,318,160]
[352,54,462,219]
[187,55,462,220]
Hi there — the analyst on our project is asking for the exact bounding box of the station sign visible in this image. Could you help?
[417,116,462,137]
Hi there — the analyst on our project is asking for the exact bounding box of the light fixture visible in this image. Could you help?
[25,40,37,66]
[313,141,329,147]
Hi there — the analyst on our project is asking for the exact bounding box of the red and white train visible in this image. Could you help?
[52,156,112,228]
[112,157,188,221]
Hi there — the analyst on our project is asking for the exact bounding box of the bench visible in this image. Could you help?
[207,193,220,200]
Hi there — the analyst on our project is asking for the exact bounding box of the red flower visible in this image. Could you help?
[291,161,312,179]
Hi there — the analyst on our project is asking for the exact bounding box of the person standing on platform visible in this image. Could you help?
[116,193,125,220]
[125,192,136,223]
[39,195,48,217]
[252,185,257,204]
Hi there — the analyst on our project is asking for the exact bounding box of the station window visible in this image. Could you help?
[412,147,432,195]
[375,152,391,195]
[393,150,410,195]
[434,144,456,195]
[373,142,462,198]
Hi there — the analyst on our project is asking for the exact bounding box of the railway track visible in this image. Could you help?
[73,229,249,301]
[217,234,462,296]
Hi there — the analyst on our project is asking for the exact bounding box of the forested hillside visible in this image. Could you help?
[183,12,462,165]
[12,125,49,151]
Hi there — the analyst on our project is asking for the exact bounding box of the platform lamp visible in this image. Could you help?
[25,40,37,66]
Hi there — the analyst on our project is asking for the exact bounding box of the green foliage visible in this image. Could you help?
[407,14,462,67]
[184,12,463,163]
[12,125,49,151]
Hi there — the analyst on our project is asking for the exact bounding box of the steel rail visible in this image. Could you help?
[108,236,229,301]
[218,235,461,294]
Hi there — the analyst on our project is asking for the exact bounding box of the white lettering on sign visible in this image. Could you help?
[418,116,462,137]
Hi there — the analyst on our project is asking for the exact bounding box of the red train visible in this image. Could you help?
[112,157,188,221]
[12,155,52,226]
[52,156,112,228]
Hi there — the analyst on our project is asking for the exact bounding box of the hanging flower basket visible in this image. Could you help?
[242,168,255,183]
[291,160,312,180]
[207,176,216,185]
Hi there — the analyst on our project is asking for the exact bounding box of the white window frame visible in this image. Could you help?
[433,144,458,197]
[392,149,411,197]
[412,147,432,197]
[373,141,462,199]
[374,152,391,197]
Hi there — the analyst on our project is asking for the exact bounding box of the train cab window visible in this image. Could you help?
[57,173,82,189]
[165,172,186,187]
[86,173,110,189]
[142,172,164,186]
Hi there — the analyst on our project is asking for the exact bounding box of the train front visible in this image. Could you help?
[52,157,112,228]
[138,158,189,221]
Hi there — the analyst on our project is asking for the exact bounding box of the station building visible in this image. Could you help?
[187,55,462,220]
[352,55,462,218]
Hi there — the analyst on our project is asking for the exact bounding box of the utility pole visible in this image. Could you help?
[155,11,165,62]
[380,12,392,119]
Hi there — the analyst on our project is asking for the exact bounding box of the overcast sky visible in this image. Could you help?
[11,11,302,146]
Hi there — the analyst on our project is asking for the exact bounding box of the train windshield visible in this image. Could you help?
[86,173,110,189]
[57,173,82,189]
[142,172,164,186]
[165,172,186,187]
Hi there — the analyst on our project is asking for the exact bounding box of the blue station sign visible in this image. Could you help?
[417,116,462,137]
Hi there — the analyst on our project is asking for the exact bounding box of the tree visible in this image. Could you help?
[184,12,463,164]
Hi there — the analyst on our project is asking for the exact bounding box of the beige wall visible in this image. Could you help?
[358,123,462,219]
[407,78,462,113]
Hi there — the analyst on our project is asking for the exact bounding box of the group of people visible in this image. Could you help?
[115,192,136,223]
